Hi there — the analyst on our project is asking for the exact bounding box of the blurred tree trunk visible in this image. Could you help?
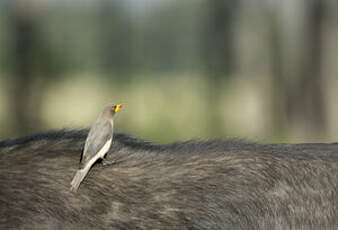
[8,1,45,135]
[268,11,287,140]
[203,0,239,136]
[285,1,327,138]
[98,0,133,80]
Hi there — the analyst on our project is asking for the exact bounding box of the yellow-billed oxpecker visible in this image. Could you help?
[70,104,122,192]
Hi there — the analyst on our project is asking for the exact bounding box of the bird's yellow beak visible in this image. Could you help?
[114,104,123,112]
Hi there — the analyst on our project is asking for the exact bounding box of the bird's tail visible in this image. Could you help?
[70,167,90,192]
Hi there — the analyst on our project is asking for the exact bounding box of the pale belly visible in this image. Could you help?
[84,138,112,170]
[98,138,112,159]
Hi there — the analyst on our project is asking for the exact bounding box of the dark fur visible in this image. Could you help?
[1,129,338,229]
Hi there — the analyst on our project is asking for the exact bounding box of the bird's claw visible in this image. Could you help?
[102,160,116,167]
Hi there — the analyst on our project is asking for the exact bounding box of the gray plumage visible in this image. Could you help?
[80,119,113,169]
[70,105,121,192]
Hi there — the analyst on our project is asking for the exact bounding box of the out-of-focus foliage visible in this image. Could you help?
[0,0,338,143]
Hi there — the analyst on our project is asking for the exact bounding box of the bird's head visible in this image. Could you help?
[102,104,123,119]
[111,104,123,115]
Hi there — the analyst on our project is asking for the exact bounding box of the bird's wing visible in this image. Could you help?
[81,119,113,166]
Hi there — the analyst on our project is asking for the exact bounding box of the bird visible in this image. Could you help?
[70,104,123,192]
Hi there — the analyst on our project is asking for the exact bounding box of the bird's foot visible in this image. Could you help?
[102,159,116,167]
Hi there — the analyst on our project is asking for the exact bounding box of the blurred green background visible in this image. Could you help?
[0,0,338,144]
